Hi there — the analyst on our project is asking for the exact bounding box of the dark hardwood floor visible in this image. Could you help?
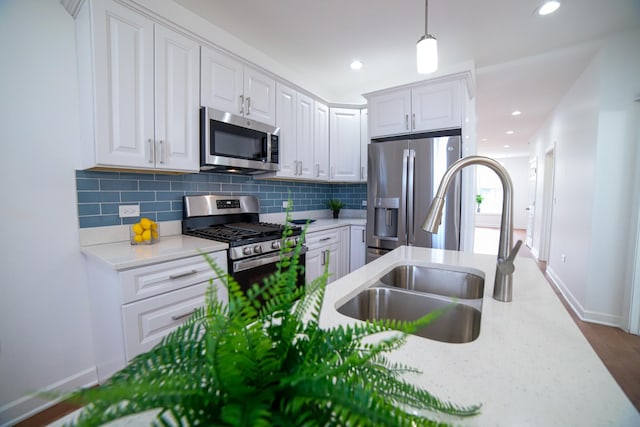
[16,229,640,425]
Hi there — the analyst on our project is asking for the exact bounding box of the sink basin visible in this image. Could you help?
[377,265,484,299]
[336,287,481,343]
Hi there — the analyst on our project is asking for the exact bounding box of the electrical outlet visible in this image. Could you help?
[361,200,367,207]
[282,201,289,208]
[119,205,140,218]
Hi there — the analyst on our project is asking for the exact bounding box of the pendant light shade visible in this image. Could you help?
[417,0,438,74]
[417,35,438,74]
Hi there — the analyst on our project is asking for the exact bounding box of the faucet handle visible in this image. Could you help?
[498,240,523,275]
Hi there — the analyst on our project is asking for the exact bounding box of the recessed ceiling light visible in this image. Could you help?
[511,110,522,116]
[505,130,514,135]
[504,144,511,148]
[481,138,488,142]
[350,60,363,70]
[537,1,560,16]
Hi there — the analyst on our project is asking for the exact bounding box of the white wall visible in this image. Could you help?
[0,1,97,424]
[529,29,640,328]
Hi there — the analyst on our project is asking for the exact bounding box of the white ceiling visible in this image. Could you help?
[174,0,640,157]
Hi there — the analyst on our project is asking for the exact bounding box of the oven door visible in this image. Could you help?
[230,247,307,298]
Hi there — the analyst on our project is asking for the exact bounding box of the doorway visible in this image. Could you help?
[525,158,537,248]
[540,148,556,262]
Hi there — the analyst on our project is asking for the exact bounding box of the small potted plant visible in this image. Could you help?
[327,199,346,219]
[475,194,484,213]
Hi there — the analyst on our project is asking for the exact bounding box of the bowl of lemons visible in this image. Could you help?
[130,217,159,245]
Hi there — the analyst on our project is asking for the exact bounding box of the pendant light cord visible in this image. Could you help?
[425,0,429,35]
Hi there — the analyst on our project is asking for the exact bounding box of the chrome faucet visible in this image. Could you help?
[422,156,522,302]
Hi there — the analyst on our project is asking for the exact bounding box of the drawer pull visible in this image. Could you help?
[319,237,332,242]
[171,308,197,321]
[169,269,198,280]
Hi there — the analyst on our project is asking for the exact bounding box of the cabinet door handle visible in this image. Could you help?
[405,114,409,130]
[298,161,302,175]
[158,140,165,164]
[321,250,326,265]
[362,229,365,243]
[239,95,245,114]
[147,139,154,164]
[360,166,365,181]
[315,163,320,177]
[171,308,197,321]
[330,166,335,179]
[246,96,251,115]
[169,269,198,280]
[412,113,416,130]
[319,237,331,242]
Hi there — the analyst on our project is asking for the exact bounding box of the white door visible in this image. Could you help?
[243,66,276,125]
[526,157,537,248]
[94,0,154,168]
[313,101,330,180]
[329,108,361,182]
[154,25,200,172]
[368,90,411,137]
[275,83,297,178]
[200,47,244,115]
[296,92,314,179]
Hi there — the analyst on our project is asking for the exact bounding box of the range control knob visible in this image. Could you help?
[271,241,281,250]
[253,245,263,254]
[242,247,252,256]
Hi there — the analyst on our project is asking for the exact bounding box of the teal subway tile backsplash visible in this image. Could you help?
[76,170,367,228]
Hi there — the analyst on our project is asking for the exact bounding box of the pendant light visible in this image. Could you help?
[416,0,438,74]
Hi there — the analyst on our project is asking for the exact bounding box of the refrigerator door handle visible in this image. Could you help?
[401,148,410,244]
[406,149,416,244]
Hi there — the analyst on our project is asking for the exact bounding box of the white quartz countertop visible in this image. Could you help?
[80,235,228,271]
[320,246,640,426]
[302,218,366,233]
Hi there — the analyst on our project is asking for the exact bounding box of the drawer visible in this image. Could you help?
[306,227,344,249]
[121,280,227,361]
[120,251,227,304]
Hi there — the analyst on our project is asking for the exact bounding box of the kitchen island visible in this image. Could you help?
[320,246,639,426]
[52,245,638,426]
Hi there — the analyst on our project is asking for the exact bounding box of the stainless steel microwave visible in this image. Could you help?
[200,107,280,174]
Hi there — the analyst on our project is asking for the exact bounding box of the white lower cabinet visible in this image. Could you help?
[85,250,227,383]
[349,225,366,272]
[305,227,349,285]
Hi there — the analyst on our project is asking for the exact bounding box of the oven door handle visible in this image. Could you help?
[233,246,307,273]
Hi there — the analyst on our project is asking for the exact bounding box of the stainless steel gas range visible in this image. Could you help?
[182,194,306,295]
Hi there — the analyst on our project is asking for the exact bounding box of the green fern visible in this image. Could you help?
[62,217,480,426]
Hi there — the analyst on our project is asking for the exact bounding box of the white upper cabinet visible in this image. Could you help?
[313,101,330,180]
[411,80,461,132]
[359,108,368,182]
[76,0,199,172]
[273,83,321,180]
[329,108,361,182]
[368,90,411,137]
[367,79,463,138]
[201,46,276,126]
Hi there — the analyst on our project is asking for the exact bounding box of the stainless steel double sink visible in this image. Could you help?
[336,265,485,343]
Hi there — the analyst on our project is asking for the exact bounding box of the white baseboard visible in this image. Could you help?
[530,246,540,261]
[546,266,622,328]
[0,367,97,426]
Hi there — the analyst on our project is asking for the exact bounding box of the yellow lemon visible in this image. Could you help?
[140,218,152,230]
[132,223,143,235]
[150,222,158,230]
[133,234,143,243]
[151,230,159,240]
[142,230,152,241]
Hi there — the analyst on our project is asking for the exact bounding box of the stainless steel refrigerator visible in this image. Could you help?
[366,132,462,262]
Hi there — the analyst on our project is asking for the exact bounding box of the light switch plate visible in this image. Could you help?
[119,205,140,218]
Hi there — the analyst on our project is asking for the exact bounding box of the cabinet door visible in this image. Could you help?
[200,46,244,115]
[411,80,462,132]
[367,90,411,138]
[243,66,276,125]
[313,101,330,180]
[296,92,315,179]
[93,0,154,168]
[359,108,368,182]
[338,227,350,279]
[349,225,366,272]
[275,83,297,178]
[325,243,340,283]
[329,108,361,182]
[154,25,200,172]
[305,247,325,285]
